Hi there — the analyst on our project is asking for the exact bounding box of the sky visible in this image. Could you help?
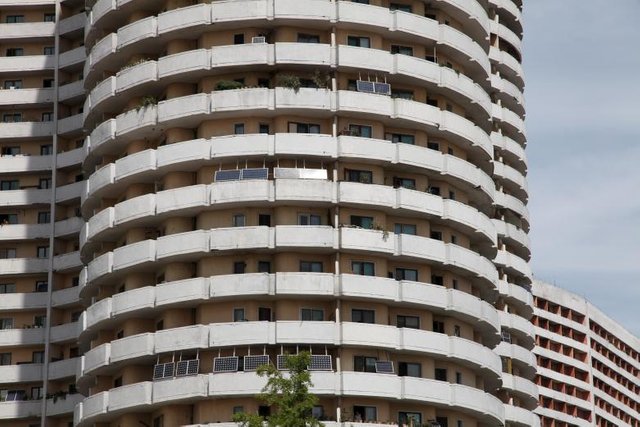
[523,0,640,336]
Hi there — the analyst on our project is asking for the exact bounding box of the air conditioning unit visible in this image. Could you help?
[252,36,266,44]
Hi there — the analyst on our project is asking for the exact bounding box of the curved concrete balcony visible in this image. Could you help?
[0,327,45,347]
[60,12,86,36]
[0,55,54,74]
[79,273,500,343]
[491,21,522,57]
[49,357,79,381]
[489,46,524,90]
[489,0,523,29]
[492,131,527,171]
[58,113,84,136]
[494,341,536,378]
[491,73,525,116]
[493,160,528,201]
[494,190,530,225]
[59,79,85,103]
[52,285,81,308]
[537,385,594,413]
[54,216,84,238]
[0,22,54,40]
[497,280,533,318]
[0,400,41,420]
[0,257,48,275]
[59,45,86,70]
[493,219,530,257]
[0,292,47,311]
[499,311,535,349]
[56,181,86,204]
[501,373,538,408]
[0,223,50,241]
[85,1,490,86]
[53,250,82,272]
[535,406,591,427]
[492,103,526,144]
[0,188,50,207]
[536,366,592,395]
[505,404,540,427]
[75,372,504,426]
[50,321,80,344]
[494,249,532,283]
[0,122,54,139]
[0,363,43,385]
[57,147,85,169]
[0,153,51,173]
[81,227,497,294]
[0,87,54,106]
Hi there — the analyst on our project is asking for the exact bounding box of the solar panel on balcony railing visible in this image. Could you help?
[356,80,375,93]
[276,354,290,370]
[244,355,270,371]
[214,169,241,182]
[375,360,394,374]
[176,359,199,377]
[240,168,269,180]
[374,82,391,95]
[153,362,175,380]
[213,356,239,373]
[308,354,332,371]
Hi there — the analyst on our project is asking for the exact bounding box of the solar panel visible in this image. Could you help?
[356,80,375,93]
[176,359,200,377]
[375,360,394,374]
[213,356,239,373]
[240,168,269,180]
[153,362,175,380]
[277,354,290,370]
[214,169,241,182]
[244,355,270,371]
[374,82,391,95]
[308,355,332,371]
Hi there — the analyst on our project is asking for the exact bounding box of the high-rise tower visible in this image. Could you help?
[0,1,537,427]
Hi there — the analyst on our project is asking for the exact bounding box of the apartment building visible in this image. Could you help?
[0,0,535,426]
[533,281,640,427]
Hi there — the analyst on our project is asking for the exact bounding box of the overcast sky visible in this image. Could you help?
[523,1,640,336]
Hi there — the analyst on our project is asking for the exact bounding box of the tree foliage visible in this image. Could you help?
[233,351,322,427]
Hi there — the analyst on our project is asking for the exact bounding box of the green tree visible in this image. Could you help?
[233,351,323,427]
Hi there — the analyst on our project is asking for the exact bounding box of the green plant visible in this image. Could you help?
[234,352,323,427]
[311,70,330,89]
[215,80,244,91]
[276,74,301,93]
[136,95,157,111]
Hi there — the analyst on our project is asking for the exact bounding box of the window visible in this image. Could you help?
[234,123,245,134]
[44,13,56,22]
[43,79,54,88]
[258,307,272,321]
[347,36,370,48]
[435,368,447,381]
[289,122,320,134]
[32,351,44,364]
[6,15,25,23]
[43,46,55,55]
[0,284,16,294]
[72,276,79,287]
[233,308,246,322]
[259,123,270,133]
[428,185,441,196]
[395,268,418,281]
[454,325,461,337]
[116,330,124,339]
[35,281,48,292]
[31,386,43,400]
[436,416,449,427]
[0,214,18,224]
[6,48,24,57]
[299,261,323,272]
[1,146,20,155]
[233,33,244,44]
[301,308,324,321]
[153,415,164,427]
[392,177,416,189]
[430,230,443,241]
[258,261,271,273]
[399,412,422,426]
[39,178,52,189]
[391,45,413,56]
[232,214,246,227]
[353,356,377,373]
[42,112,53,122]
[345,169,374,185]
[298,33,320,43]
[312,406,324,420]
[298,213,321,225]
[387,133,414,144]
[233,261,246,274]
[426,97,438,107]
[433,320,445,333]
[448,190,456,200]
[0,353,10,365]
[455,371,462,384]
[352,261,374,276]
[0,318,14,330]
[233,406,244,415]
[258,214,271,226]
[392,89,414,100]
[350,215,374,229]
[0,248,17,259]
[390,3,412,12]
[347,124,372,138]
[2,113,21,123]
[113,377,123,387]
[452,279,458,290]
[258,406,270,418]
[37,212,50,224]
[450,235,457,244]
[351,309,375,323]
[37,246,48,258]
[353,406,377,422]
[257,78,270,88]
[456,421,463,427]
[397,315,420,329]
[425,54,437,62]
[40,144,53,155]
[394,223,416,235]
[34,315,46,327]
[3,80,22,89]
[431,275,444,286]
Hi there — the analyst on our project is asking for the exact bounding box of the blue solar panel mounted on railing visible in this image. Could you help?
[374,82,391,95]
[356,80,375,93]
[214,169,241,182]
[244,355,270,371]
[213,356,239,373]
[240,168,269,180]
[308,355,332,371]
